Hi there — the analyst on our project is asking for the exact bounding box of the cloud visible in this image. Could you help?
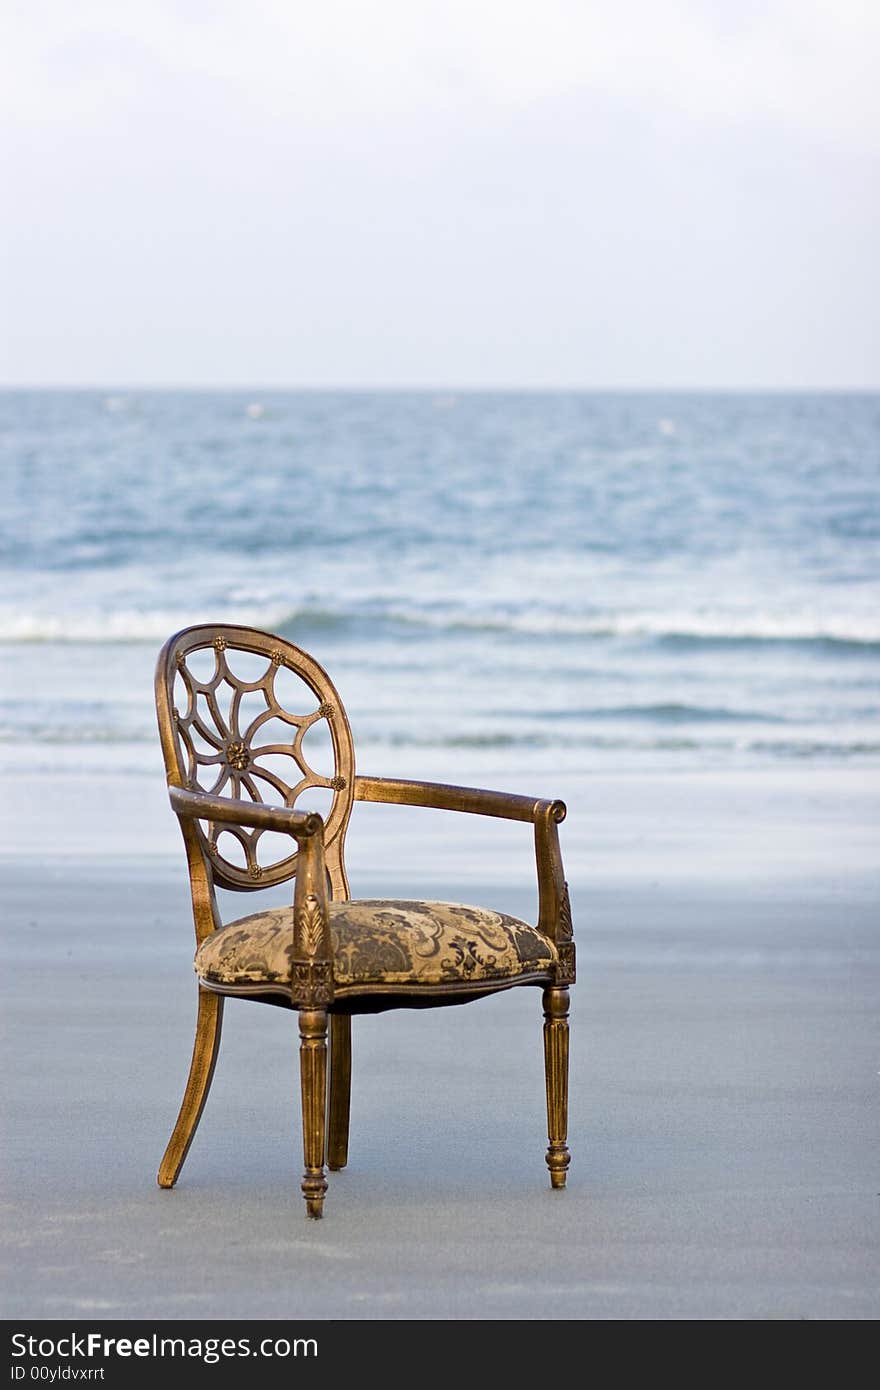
[1,1,877,385]
[3,0,878,144]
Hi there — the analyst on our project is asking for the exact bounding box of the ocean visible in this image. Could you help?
[2,389,878,799]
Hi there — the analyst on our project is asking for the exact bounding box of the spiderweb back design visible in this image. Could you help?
[156,625,355,893]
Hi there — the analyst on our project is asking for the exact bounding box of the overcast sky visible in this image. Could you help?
[1,0,878,388]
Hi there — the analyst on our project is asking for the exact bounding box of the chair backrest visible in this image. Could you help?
[155,624,355,897]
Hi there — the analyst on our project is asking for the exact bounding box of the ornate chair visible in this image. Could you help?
[155,624,575,1217]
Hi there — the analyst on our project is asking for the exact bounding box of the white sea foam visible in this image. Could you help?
[0,606,289,643]
[0,603,878,646]
[351,603,880,646]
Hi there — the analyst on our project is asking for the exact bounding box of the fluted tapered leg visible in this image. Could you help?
[158,986,224,1188]
[299,1007,329,1217]
[542,985,570,1189]
[327,1014,351,1171]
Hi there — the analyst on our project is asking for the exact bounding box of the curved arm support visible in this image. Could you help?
[534,800,568,942]
[290,824,334,1009]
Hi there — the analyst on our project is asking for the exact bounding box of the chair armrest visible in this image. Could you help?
[169,784,323,841]
[170,786,332,977]
[354,774,565,826]
[353,775,572,951]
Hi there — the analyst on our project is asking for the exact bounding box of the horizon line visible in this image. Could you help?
[1,383,879,395]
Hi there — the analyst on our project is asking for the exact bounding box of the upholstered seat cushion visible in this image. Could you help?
[195,899,556,996]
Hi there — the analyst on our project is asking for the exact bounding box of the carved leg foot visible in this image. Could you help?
[158,987,224,1188]
[299,1007,329,1217]
[328,1014,351,1171]
[542,985,570,1189]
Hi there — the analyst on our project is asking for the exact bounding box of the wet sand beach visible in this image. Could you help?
[2,768,877,1320]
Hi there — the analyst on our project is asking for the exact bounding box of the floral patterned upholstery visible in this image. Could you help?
[195,899,557,997]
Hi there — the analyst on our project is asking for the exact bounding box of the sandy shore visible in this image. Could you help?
[2,769,878,1320]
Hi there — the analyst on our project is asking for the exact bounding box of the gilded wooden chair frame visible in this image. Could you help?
[155,623,575,1217]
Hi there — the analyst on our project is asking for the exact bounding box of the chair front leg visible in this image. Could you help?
[542,985,571,1189]
[299,1007,329,1217]
[328,1014,352,1171]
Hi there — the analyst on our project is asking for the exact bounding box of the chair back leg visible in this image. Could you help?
[158,987,224,1188]
[327,1015,352,1171]
[299,1007,329,1217]
[542,985,571,1189]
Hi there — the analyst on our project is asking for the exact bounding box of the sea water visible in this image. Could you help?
[1,391,878,801]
